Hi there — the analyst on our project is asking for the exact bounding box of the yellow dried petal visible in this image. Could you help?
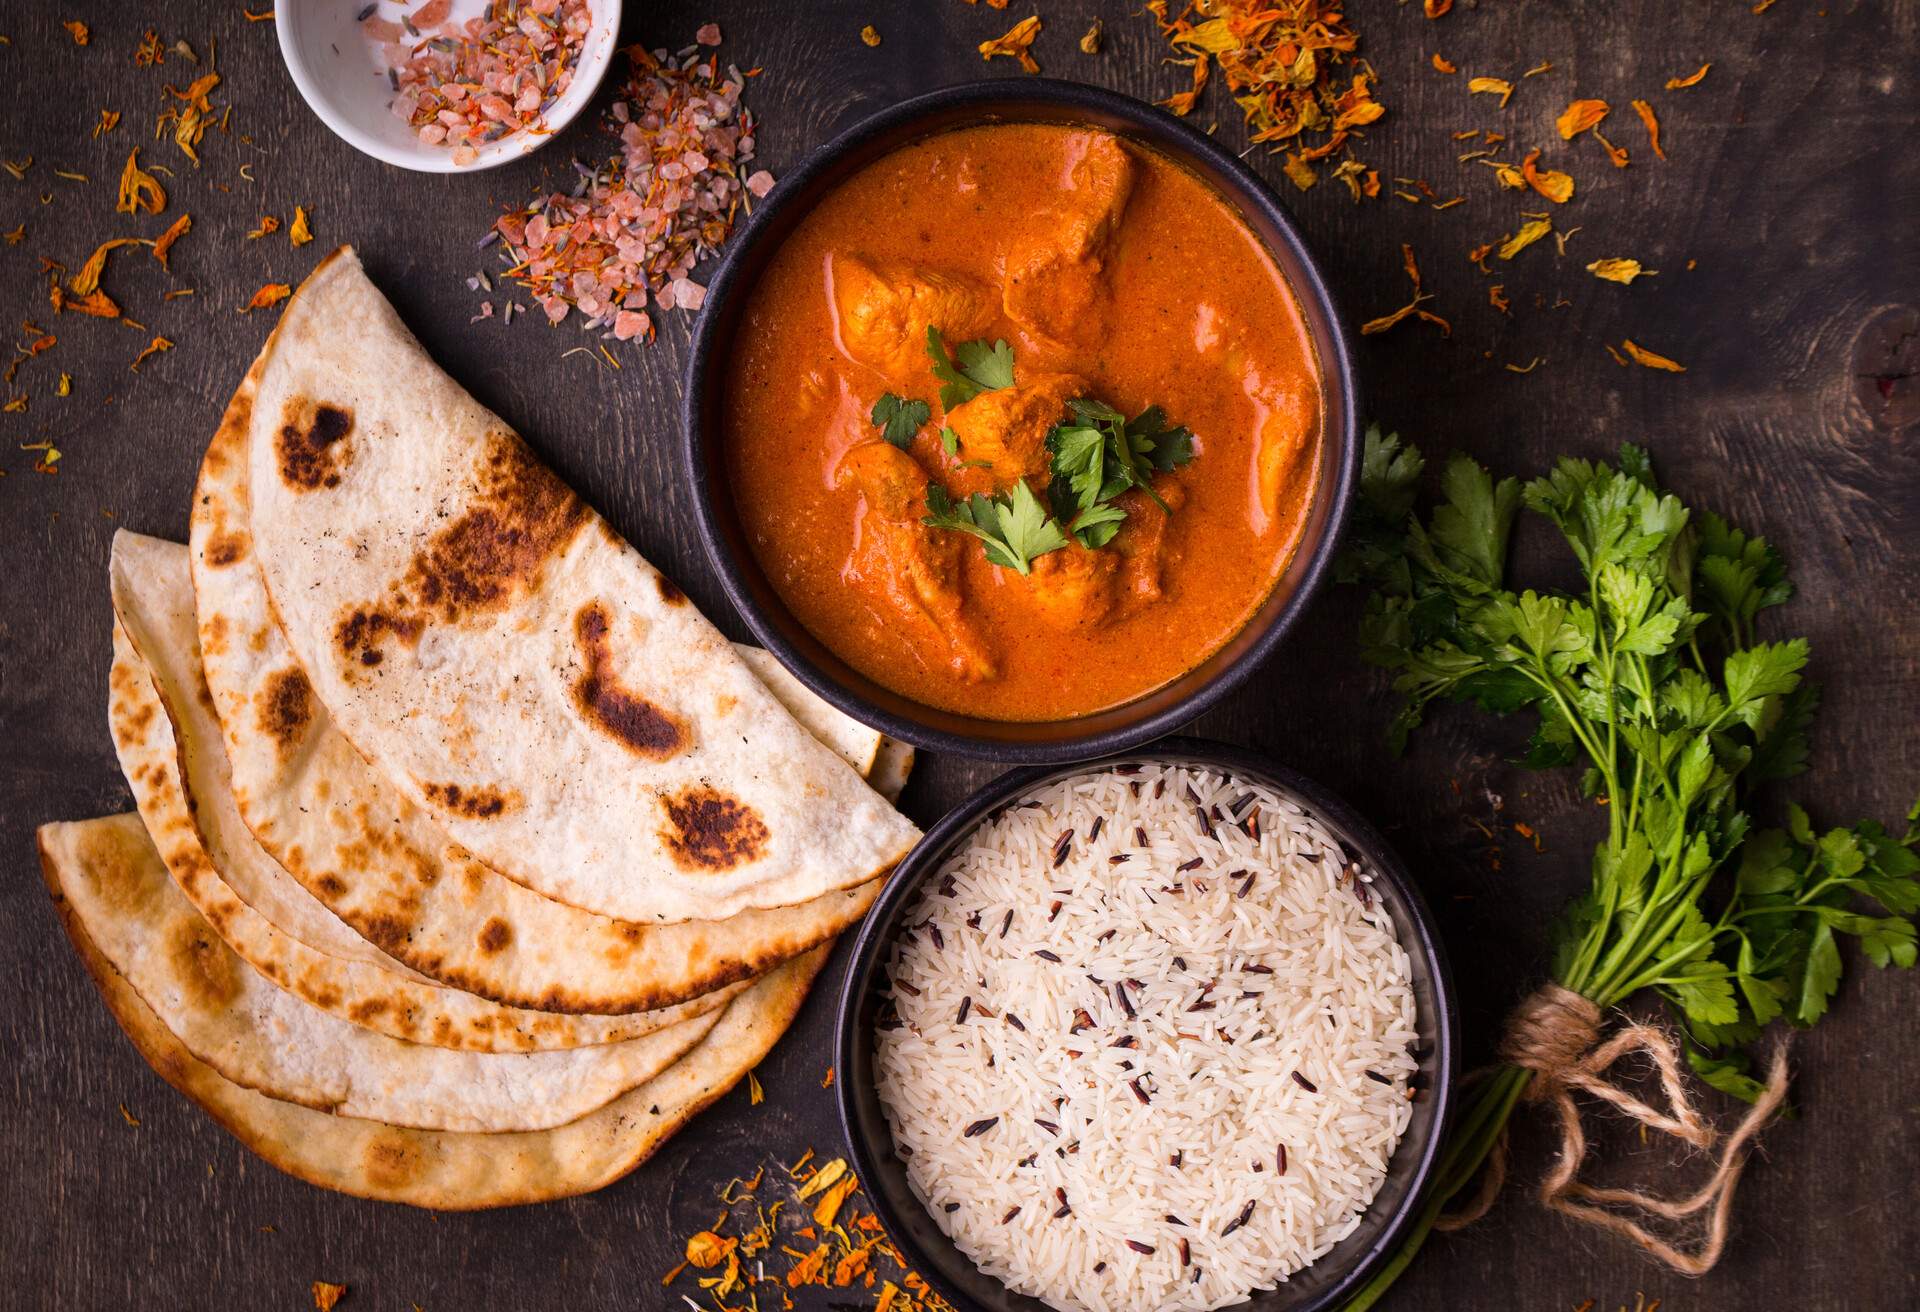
[1666,63,1710,89]
[1467,77,1513,108]
[115,150,165,215]
[1622,339,1686,372]
[1556,98,1609,139]
[684,1231,735,1269]
[858,24,880,47]
[1497,218,1552,260]
[1586,258,1654,283]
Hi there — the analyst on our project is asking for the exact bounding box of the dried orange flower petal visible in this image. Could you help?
[152,214,191,270]
[1556,98,1609,139]
[1587,258,1654,283]
[1621,339,1686,372]
[1467,76,1514,108]
[978,16,1041,74]
[64,20,89,45]
[1498,217,1553,260]
[1666,63,1711,89]
[311,1281,346,1311]
[130,336,172,372]
[859,24,881,47]
[1631,99,1665,160]
[115,150,166,215]
[1432,53,1456,74]
[1158,55,1209,116]
[1520,148,1574,203]
[239,283,292,313]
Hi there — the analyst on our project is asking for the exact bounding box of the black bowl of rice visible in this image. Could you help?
[834,740,1456,1312]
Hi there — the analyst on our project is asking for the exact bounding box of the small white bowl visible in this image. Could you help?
[276,0,622,173]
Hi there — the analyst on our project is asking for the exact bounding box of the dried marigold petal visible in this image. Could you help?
[1497,217,1552,260]
[116,150,166,215]
[1630,99,1665,159]
[859,24,881,47]
[1424,0,1453,15]
[1667,62,1711,89]
[1158,54,1210,117]
[247,215,280,240]
[64,20,89,45]
[52,286,121,318]
[1282,152,1318,192]
[239,283,292,313]
[1079,19,1102,54]
[311,1282,346,1311]
[131,336,172,371]
[1587,258,1654,283]
[1593,127,1629,168]
[978,16,1041,73]
[786,1244,828,1287]
[152,213,191,270]
[1621,339,1686,372]
[1556,98,1609,139]
[1468,76,1514,108]
[70,238,144,296]
[1520,148,1574,203]
[685,1231,736,1269]
[1432,53,1456,74]
[1489,283,1510,314]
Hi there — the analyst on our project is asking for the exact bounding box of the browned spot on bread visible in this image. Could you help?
[275,397,355,490]
[361,1134,426,1188]
[406,432,587,621]
[77,824,156,915]
[164,918,242,1010]
[655,572,687,606]
[348,997,391,1023]
[421,781,514,819]
[660,786,769,872]
[331,432,587,674]
[476,918,513,955]
[571,602,687,757]
[357,914,412,951]
[254,666,313,756]
[334,606,422,670]
[202,530,249,567]
[316,873,349,899]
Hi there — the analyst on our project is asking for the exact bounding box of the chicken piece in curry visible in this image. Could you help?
[724,123,1321,721]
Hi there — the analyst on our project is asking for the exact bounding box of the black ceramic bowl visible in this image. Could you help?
[832,739,1456,1312]
[685,79,1361,763]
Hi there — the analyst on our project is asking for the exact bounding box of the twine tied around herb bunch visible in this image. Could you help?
[1435,982,1793,1275]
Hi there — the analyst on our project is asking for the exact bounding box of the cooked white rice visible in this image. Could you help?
[873,764,1419,1312]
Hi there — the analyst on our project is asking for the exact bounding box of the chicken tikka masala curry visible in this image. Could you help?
[723,123,1322,721]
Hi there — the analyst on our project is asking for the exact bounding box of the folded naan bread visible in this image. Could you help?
[192,358,896,1011]
[44,814,828,1208]
[39,815,723,1133]
[237,248,917,923]
[110,532,748,1051]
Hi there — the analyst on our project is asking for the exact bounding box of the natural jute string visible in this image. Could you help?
[1434,983,1792,1275]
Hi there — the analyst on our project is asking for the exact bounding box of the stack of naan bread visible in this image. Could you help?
[40,249,920,1208]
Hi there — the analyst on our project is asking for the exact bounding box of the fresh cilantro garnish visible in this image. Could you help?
[870,393,930,450]
[1342,427,1920,1311]
[1045,398,1195,543]
[926,326,1015,410]
[939,426,961,457]
[922,479,1067,574]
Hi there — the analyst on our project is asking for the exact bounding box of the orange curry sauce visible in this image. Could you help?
[723,123,1321,721]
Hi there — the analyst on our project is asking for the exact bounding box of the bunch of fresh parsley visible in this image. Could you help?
[867,327,1194,572]
[1339,429,1919,1310]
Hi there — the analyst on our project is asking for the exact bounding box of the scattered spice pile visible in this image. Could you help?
[665,1150,955,1312]
[1145,1,1384,199]
[364,0,593,166]
[3,18,312,478]
[482,29,771,346]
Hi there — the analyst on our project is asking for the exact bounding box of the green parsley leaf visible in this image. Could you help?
[922,479,1067,574]
[926,327,1015,410]
[1068,502,1128,549]
[939,426,961,457]
[870,393,930,450]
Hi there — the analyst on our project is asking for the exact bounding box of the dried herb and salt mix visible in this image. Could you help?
[1338,431,1919,1309]
[483,32,771,341]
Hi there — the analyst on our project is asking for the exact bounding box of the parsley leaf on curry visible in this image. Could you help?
[1047,398,1196,523]
[870,392,930,450]
[922,480,1067,574]
[926,326,1015,409]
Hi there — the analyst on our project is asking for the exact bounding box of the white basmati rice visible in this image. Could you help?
[873,764,1419,1312]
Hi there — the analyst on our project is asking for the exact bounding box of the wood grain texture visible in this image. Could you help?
[1,1,1914,1308]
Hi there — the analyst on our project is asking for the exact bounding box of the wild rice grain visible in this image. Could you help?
[875,763,1417,1312]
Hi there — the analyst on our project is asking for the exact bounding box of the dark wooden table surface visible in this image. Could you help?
[3,2,1915,1308]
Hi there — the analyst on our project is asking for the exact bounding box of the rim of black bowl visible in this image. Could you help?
[685,78,1363,764]
[832,739,1458,1312]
